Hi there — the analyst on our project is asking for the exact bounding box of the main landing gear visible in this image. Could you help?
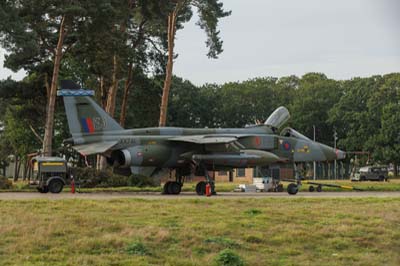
[163,173,184,195]
[162,164,217,196]
[195,163,216,196]
[163,181,182,195]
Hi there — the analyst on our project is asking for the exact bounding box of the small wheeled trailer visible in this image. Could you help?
[282,178,363,194]
[30,157,68,193]
[302,180,363,192]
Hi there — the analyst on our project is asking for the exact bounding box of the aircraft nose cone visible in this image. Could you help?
[319,144,337,161]
[336,149,346,160]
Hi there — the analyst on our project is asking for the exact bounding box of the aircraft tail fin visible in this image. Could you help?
[58,81,123,137]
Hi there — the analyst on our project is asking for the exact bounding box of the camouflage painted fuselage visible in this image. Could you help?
[65,126,344,171]
[60,91,345,176]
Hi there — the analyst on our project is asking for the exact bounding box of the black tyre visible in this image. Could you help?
[168,182,182,195]
[378,176,384,182]
[163,181,172,194]
[316,185,322,192]
[276,184,284,192]
[287,183,298,195]
[211,182,217,195]
[309,185,315,192]
[48,179,64,194]
[196,181,206,195]
[360,176,366,181]
[38,186,48,193]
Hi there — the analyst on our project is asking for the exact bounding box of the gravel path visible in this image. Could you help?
[1,191,400,200]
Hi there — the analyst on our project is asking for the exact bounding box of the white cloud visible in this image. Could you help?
[174,0,400,85]
[0,50,26,81]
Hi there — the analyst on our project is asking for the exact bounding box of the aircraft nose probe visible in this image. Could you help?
[336,149,346,160]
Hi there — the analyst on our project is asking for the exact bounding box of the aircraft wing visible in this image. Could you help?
[72,141,118,156]
[168,135,238,144]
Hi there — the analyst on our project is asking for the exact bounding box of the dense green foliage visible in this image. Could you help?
[0,176,12,189]
[166,73,400,169]
[72,167,159,188]
[214,249,244,266]
[0,73,399,174]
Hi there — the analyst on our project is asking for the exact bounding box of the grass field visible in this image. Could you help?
[4,179,400,193]
[0,197,399,266]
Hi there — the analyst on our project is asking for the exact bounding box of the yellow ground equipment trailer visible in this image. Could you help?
[30,157,68,193]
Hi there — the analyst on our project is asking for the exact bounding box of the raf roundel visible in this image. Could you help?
[282,141,291,151]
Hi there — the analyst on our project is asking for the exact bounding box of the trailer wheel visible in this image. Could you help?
[316,185,322,192]
[48,179,64,194]
[287,183,298,195]
[38,187,48,193]
[276,184,284,192]
[309,185,315,192]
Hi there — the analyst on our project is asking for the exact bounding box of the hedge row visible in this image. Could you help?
[71,167,159,188]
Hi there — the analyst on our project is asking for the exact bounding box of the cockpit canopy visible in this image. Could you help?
[264,106,290,129]
[280,127,311,141]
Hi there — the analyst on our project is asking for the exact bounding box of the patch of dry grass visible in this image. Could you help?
[0,197,399,265]
[3,179,400,193]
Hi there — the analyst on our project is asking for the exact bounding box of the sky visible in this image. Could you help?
[1,0,399,85]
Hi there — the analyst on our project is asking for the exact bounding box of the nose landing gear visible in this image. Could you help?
[287,183,299,195]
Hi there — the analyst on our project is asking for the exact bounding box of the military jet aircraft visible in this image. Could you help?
[58,81,345,195]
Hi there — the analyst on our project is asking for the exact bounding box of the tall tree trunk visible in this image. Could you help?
[105,54,119,117]
[97,55,119,171]
[42,16,67,156]
[96,76,105,171]
[17,158,22,180]
[97,76,107,108]
[159,8,179,127]
[119,63,133,127]
[13,156,19,182]
[22,159,28,181]
[28,163,32,181]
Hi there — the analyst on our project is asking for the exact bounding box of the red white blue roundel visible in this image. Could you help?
[282,141,291,151]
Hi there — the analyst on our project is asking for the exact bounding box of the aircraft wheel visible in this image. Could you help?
[287,183,298,195]
[211,182,217,195]
[48,180,64,194]
[276,184,284,192]
[163,181,172,194]
[168,182,182,195]
[196,181,206,195]
[309,185,315,192]
[316,185,322,192]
